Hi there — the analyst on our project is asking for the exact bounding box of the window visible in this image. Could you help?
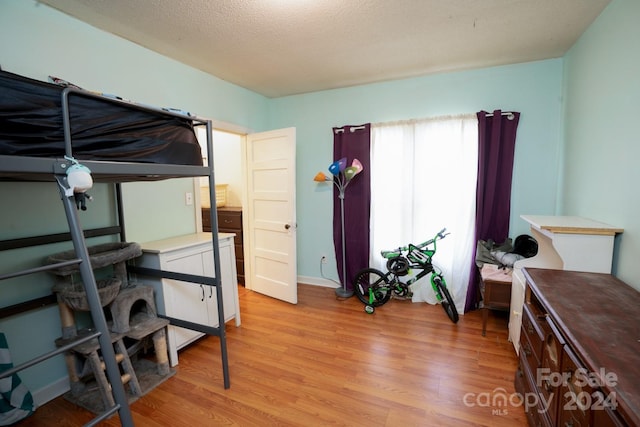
[370,115,478,312]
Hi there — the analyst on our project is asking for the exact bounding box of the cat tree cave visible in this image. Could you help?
[47,242,173,414]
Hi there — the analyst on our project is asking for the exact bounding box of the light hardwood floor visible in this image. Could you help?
[21,284,526,426]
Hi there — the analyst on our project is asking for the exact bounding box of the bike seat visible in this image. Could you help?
[381,249,401,259]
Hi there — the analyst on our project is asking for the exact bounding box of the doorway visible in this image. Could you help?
[195,128,245,286]
[194,125,298,304]
[196,128,244,210]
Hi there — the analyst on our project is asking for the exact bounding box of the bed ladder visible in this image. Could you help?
[53,175,135,427]
[0,175,135,426]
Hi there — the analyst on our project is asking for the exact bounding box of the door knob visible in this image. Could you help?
[285,224,291,230]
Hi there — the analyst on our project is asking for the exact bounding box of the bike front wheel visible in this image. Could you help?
[434,276,459,323]
[353,268,392,307]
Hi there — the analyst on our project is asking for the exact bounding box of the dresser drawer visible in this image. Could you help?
[519,331,540,381]
[542,317,565,374]
[558,346,592,427]
[593,404,628,427]
[517,350,553,427]
[539,316,565,425]
[522,303,545,362]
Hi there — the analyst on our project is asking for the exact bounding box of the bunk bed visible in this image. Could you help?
[0,69,228,426]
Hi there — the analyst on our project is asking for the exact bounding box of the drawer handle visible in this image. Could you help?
[224,219,233,224]
[527,322,534,335]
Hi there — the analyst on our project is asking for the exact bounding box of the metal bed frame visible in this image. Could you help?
[0,88,229,426]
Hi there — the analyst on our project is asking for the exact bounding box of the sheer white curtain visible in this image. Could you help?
[370,115,478,313]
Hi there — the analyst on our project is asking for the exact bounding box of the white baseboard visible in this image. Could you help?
[31,376,69,408]
[297,275,339,288]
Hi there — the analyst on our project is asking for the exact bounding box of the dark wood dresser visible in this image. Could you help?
[516,268,640,427]
[202,206,244,285]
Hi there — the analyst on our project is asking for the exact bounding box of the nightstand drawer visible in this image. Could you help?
[236,260,244,276]
[218,212,242,230]
[216,207,244,286]
[234,242,243,260]
[202,208,212,231]
[483,279,511,309]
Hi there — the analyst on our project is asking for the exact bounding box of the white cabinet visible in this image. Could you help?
[509,216,622,353]
[137,232,241,366]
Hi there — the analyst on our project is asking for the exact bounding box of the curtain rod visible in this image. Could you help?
[354,111,515,131]
[484,111,516,120]
[334,125,366,134]
[372,113,476,128]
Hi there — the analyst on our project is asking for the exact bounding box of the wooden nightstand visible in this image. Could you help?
[203,207,244,286]
[479,264,512,336]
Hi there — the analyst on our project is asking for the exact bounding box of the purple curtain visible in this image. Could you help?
[464,110,520,312]
[333,124,371,293]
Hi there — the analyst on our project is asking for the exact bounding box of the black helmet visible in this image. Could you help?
[512,234,538,258]
[386,256,409,276]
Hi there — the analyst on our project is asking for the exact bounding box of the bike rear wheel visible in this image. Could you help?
[434,276,459,323]
[353,268,392,307]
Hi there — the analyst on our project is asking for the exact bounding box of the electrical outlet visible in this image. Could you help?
[185,192,193,206]
[321,255,328,264]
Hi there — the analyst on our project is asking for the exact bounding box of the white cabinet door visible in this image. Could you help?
[165,252,209,358]
[202,243,239,326]
[201,249,222,326]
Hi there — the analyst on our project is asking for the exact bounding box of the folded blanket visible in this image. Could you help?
[0,333,34,425]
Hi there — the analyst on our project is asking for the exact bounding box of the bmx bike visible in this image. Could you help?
[353,228,459,323]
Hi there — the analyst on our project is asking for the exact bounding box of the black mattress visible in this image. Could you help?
[0,69,203,166]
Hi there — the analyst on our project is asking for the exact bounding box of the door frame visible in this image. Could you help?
[194,119,252,286]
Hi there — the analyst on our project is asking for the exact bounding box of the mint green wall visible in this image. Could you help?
[562,0,640,288]
[269,60,564,282]
[0,0,267,395]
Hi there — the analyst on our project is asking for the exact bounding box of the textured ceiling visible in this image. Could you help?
[39,0,611,98]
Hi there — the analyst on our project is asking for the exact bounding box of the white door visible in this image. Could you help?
[244,128,297,304]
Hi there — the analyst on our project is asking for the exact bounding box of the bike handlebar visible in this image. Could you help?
[419,228,448,248]
[381,227,449,257]
[436,228,450,240]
